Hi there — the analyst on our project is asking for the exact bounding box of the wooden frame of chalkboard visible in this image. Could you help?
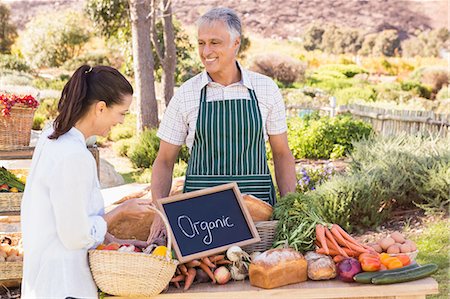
[155,182,260,263]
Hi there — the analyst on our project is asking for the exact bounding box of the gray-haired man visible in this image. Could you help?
[152,7,296,205]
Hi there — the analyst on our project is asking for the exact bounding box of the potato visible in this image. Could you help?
[400,243,411,253]
[6,255,19,262]
[0,250,7,259]
[0,256,5,262]
[370,243,383,253]
[386,243,401,254]
[390,231,405,243]
[404,240,417,251]
[379,237,395,251]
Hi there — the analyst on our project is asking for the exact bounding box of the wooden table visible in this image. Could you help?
[110,277,439,299]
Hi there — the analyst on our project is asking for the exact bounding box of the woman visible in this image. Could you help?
[20,65,152,299]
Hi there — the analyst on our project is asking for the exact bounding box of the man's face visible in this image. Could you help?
[198,20,240,77]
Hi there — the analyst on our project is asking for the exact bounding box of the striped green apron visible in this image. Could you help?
[183,86,276,206]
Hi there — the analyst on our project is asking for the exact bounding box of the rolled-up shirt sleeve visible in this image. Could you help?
[267,84,288,135]
[49,153,106,250]
[157,93,188,146]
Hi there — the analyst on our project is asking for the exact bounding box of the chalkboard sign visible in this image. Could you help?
[155,182,260,263]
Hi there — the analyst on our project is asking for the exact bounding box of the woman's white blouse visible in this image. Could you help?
[21,127,107,299]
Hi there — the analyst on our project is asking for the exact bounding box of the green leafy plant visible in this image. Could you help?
[286,112,373,160]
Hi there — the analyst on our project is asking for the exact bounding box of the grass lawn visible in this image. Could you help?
[412,217,449,299]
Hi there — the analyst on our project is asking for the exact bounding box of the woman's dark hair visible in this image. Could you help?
[48,65,133,139]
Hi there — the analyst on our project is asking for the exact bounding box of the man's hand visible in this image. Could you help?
[117,198,153,221]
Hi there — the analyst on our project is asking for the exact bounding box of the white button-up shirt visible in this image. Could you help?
[157,63,287,151]
[21,127,106,299]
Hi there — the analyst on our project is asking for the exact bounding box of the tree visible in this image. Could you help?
[129,0,158,130]
[0,3,17,54]
[86,0,179,107]
[151,0,176,106]
[20,11,90,67]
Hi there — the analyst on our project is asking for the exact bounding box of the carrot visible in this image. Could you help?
[316,247,358,257]
[324,226,348,257]
[315,224,329,254]
[209,255,225,263]
[173,281,181,289]
[201,257,216,268]
[330,225,368,254]
[215,259,232,265]
[186,260,201,268]
[199,262,216,283]
[333,255,346,263]
[184,267,196,290]
[333,224,370,249]
[171,274,185,282]
[179,264,189,276]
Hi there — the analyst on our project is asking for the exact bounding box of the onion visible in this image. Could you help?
[337,258,362,282]
[214,266,231,285]
[226,246,243,262]
[229,261,248,281]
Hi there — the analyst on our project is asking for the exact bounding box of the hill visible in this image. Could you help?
[3,0,449,39]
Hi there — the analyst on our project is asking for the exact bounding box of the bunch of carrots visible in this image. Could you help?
[315,223,373,263]
[170,254,231,291]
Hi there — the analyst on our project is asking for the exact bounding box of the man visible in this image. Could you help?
[151,7,296,205]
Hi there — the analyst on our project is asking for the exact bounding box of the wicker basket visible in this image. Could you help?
[0,232,23,282]
[89,206,178,297]
[242,220,278,253]
[0,105,35,149]
[0,192,22,214]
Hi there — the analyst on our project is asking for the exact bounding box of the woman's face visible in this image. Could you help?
[96,94,132,137]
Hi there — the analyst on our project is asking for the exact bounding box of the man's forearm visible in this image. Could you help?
[273,152,297,196]
[151,158,174,200]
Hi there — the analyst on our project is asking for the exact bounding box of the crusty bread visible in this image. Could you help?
[242,194,273,222]
[249,248,308,289]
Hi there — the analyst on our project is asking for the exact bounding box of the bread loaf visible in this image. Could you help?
[242,194,273,222]
[304,251,336,280]
[249,248,308,289]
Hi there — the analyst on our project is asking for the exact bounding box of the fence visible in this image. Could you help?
[286,103,450,138]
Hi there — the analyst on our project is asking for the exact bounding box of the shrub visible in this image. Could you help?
[32,75,69,92]
[400,80,432,99]
[317,64,368,78]
[113,138,133,157]
[0,70,33,86]
[31,97,59,129]
[62,53,111,71]
[128,129,160,169]
[287,112,373,160]
[436,87,449,100]
[333,86,376,105]
[349,134,450,211]
[128,129,190,168]
[20,11,91,67]
[0,54,30,72]
[109,113,136,142]
[415,67,449,97]
[314,172,391,231]
[32,113,47,130]
[250,54,305,86]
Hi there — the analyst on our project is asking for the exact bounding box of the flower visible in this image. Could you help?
[0,94,39,117]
